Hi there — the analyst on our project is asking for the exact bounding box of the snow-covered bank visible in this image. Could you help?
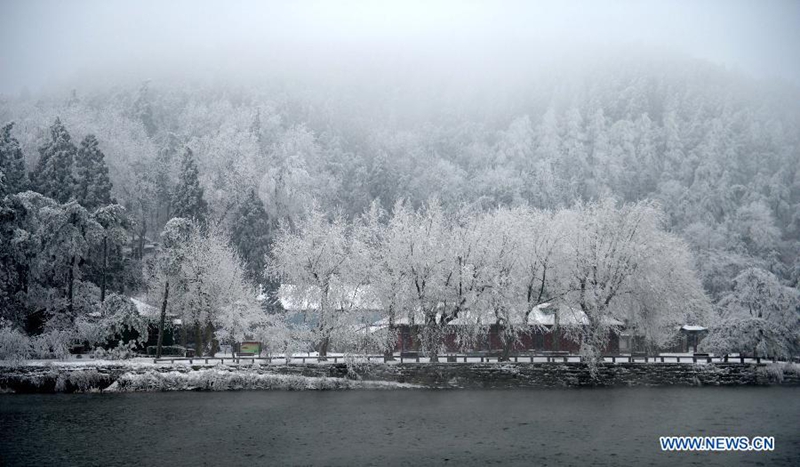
[106,368,420,392]
[1,360,799,393]
[0,361,421,393]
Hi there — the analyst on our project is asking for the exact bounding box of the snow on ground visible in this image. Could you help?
[105,369,422,392]
[0,357,161,369]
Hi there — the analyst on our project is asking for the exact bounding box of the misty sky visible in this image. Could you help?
[1,0,799,94]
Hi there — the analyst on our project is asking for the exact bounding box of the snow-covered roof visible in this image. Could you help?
[372,315,416,327]
[272,284,382,311]
[680,325,708,332]
[131,298,157,317]
[371,303,625,328]
[527,304,625,327]
[131,297,180,325]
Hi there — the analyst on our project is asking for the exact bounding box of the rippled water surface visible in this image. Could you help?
[1,387,798,466]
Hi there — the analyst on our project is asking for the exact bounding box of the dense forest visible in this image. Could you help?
[1,53,799,359]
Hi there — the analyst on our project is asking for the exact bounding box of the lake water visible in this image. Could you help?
[1,387,798,466]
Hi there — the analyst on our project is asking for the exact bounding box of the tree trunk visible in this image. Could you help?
[194,323,203,356]
[156,280,169,358]
[384,311,396,361]
[204,322,217,356]
[138,215,146,259]
[100,237,108,302]
[553,309,561,352]
[67,255,75,321]
[428,330,440,363]
[423,320,442,362]
[318,336,330,359]
[499,325,512,362]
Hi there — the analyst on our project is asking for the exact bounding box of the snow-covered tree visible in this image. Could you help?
[76,293,149,353]
[350,201,402,357]
[75,135,113,210]
[153,132,181,229]
[150,218,261,356]
[172,147,208,226]
[379,200,455,361]
[176,226,262,356]
[558,199,710,360]
[230,188,272,285]
[496,207,565,358]
[37,201,103,327]
[150,217,194,357]
[0,192,55,327]
[269,205,355,358]
[33,118,76,203]
[132,81,157,137]
[0,122,28,195]
[476,208,530,360]
[91,204,130,302]
[703,267,800,358]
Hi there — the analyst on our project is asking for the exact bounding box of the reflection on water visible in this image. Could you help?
[1,387,798,466]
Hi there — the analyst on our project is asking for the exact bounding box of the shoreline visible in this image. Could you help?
[2,360,799,393]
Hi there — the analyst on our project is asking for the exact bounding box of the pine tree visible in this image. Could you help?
[75,134,113,210]
[0,122,29,195]
[230,189,272,284]
[172,147,208,224]
[154,133,180,228]
[91,204,130,302]
[133,81,156,137]
[33,118,76,203]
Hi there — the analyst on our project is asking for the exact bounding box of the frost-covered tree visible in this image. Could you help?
[259,124,320,226]
[151,218,261,356]
[703,267,800,358]
[0,192,55,328]
[380,200,455,361]
[75,135,113,210]
[0,122,28,195]
[558,199,710,360]
[178,225,262,356]
[132,81,157,137]
[33,118,76,203]
[150,217,193,357]
[429,208,502,359]
[561,107,590,198]
[350,201,402,357]
[76,293,149,352]
[269,205,355,358]
[37,201,103,327]
[230,189,272,285]
[153,132,181,228]
[475,208,530,360]
[91,204,130,302]
[496,207,564,358]
[1,194,136,345]
[172,147,208,225]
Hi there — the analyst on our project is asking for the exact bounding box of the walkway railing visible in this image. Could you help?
[151,353,785,365]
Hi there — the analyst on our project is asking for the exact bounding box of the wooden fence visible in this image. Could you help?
[152,353,784,365]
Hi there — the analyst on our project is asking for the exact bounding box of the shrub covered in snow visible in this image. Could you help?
[0,325,32,364]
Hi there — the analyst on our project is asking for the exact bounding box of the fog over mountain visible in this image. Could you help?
[2,0,800,93]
